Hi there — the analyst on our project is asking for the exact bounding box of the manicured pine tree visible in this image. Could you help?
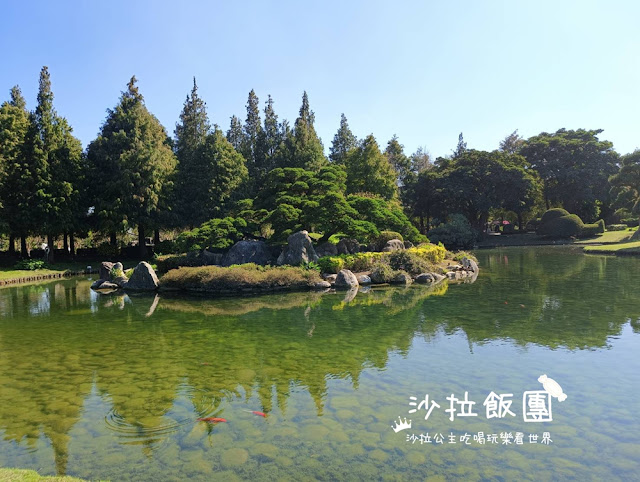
[0,86,29,255]
[344,134,398,200]
[329,113,357,164]
[174,77,211,228]
[86,76,177,258]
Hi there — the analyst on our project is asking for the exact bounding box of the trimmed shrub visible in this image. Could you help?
[175,217,247,253]
[428,214,476,249]
[540,208,570,225]
[622,218,639,228]
[154,239,178,255]
[606,224,629,231]
[537,212,584,238]
[579,219,605,238]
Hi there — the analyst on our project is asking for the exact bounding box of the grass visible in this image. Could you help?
[583,241,640,255]
[159,263,322,293]
[0,261,94,281]
[0,468,86,481]
[575,229,635,244]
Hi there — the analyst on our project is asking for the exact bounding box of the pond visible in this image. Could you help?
[0,246,639,480]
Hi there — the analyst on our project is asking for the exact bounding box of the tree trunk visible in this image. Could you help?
[419,215,425,234]
[517,213,523,232]
[154,229,160,245]
[20,235,28,258]
[63,232,69,253]
[110,232,117,246]
[69,232,76,257]
[47,234,55,264]
[8,235,15,255]
[138,224,147,259]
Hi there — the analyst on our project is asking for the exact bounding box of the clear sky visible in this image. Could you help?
[1,0,638,158]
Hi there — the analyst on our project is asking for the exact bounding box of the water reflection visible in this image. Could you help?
[0,248,638,479]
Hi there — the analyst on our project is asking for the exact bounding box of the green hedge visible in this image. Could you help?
[579,219,605,238]
[537,209,585,238]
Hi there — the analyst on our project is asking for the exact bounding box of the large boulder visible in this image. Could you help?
[382,239,405,252]
[461,257,479,273]
[200,249,222,266]
[222,240,273,267]
[124,262,159,291]
[99,261,114,281]
[357,274,372,285]
[277,231,319,266]
[314,242,338,258]
[415,273,435,284]
[336,238,361,255]
[334,269,359,290]
[392,272,412,285]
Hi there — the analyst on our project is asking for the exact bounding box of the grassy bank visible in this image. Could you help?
[583,241,640,255]
[159,264,323,294]
[0,468,85,481]
[575,230,635,244]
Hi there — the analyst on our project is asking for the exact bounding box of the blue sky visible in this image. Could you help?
[1,0,638,158]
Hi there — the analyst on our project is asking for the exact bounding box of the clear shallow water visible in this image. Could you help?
[0,246,639,481]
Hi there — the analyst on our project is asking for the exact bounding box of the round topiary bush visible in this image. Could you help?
[538,213,584,238]
[540,208,570,225]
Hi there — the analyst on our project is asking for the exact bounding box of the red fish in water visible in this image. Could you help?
[251,411,267,418]
[198,417,227,423]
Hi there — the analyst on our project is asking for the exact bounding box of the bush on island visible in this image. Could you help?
[537,208,587,238]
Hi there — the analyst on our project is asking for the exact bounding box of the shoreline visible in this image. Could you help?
[0,269,97,286]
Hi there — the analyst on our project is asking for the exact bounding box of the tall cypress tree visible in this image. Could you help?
[242,89,262,171]
[274,91,326,171]
[226,115,245,152]
[87,76,177,258]
[345,134,398,200]
[329,113,357,164]
[174,77,211,228]
[0,86,29,254]
[385,135,411,187]
[255,95,281,180]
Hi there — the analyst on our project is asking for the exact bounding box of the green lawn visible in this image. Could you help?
[575,229,636,244]
[583,240,640,255]
[0,261,94,281]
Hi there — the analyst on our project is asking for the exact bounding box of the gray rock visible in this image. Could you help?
[445,271,457,279]
[99,261,114,281]
[415,273,435,284]
[357,274,372,285]
[334,269,359,289]
[124,262,159,291]
[113,262,123,272]
[403,241,414,249]
[200,249,221,265]
[91,279,106,290]
[462,257,479,273]
[324,273,337,283]
[382,239,405,252]
[222,240,273,266]
[314,280,332,289]
[392,272,412,284]
[432,273,446,283]
[96,281,120,290]
[336,238,361,255]
[315,242,338,258]
[112,276,129,289]
[277,231,319,266]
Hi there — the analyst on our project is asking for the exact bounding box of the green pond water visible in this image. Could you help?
[0,246,639,481]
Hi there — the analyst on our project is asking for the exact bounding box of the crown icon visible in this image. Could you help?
[391,416,412,433]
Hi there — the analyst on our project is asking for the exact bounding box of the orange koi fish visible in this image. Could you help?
[198,417,227,423]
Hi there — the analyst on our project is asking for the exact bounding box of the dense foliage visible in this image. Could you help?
[0,69,635,258]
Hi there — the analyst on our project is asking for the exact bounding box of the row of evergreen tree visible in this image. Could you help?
[0,67,425,260]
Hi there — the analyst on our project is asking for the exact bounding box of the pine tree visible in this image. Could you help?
[453,132,467,158]
[226,115,244,152]
[87,76,177,258]
[0,86,30,254]
[345,134,398,200]
[274,91,326,171]
[242,90,262,170]
[385,135,411,186]
[329,114,357,164]
[174,77,211,228]
[255,95,281,180]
